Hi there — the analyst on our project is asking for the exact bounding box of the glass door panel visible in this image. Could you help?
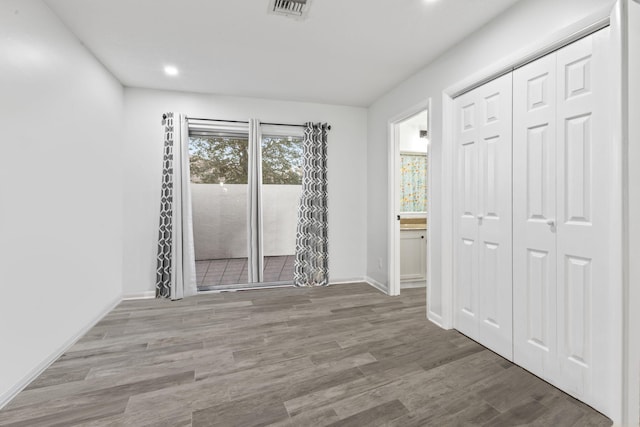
[189,130,249,290]
[260,132,304,284]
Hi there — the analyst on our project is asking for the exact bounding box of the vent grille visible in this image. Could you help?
[269,0,311,20]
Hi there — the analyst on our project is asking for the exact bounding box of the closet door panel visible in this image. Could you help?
[555,29,613,409]
[454,73,513,359]
[476,74,513,360]
[454,93,480,339]
[513,54,558,378]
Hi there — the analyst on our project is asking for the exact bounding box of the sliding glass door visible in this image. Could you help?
[260,127,304,284]
[189,122,250,289]
[188,120,303,291]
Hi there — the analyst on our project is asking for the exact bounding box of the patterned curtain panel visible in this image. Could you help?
[156,112,197,300]
[294,122,330,287]
[400,154,428,212]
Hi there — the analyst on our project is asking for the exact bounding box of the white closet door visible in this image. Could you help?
[454,73,513,360]
[513,28,617,418]
[555,28,615,409]
[454,87,481,340]
[513,54,558,378]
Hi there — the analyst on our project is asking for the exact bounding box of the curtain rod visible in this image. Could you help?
[187,117,248,124]
[187,117,330,130]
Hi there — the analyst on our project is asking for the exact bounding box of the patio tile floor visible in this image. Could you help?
[196,255,295,289]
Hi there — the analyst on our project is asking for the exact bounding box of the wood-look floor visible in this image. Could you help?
[0,283,612,426]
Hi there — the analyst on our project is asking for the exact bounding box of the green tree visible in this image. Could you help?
[261,136,303,185]
[189,136,303,185]
[189,137,248,184]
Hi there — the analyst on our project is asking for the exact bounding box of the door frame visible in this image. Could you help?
[190,119,305,291]
[438,3,637,424]
[388,99,431,297]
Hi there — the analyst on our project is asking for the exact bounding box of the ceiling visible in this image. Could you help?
[44,0,521,107]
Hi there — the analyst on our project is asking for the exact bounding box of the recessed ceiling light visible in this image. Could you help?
[164,65,179,76]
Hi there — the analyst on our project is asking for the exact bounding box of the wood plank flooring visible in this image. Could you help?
[0,283,612,426]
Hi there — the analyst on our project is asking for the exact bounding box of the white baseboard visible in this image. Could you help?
[401,280,427,289]
[122,291,155,300]
[329,277,368,285]
[364,276,390,295]
[0,293,122,410]
[427,311,446,329]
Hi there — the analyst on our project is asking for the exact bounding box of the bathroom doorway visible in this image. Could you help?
[388,100,431,296]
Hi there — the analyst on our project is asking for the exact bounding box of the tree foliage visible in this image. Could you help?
[189,136,303,185]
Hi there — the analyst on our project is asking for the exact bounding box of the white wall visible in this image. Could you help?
[366,0,616,309]
[626,1,640,424]
[123,88,367,296]
[0,0,123,406]
[399,111,429,153]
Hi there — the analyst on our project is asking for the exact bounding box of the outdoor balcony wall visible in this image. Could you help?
[191,183,301,260]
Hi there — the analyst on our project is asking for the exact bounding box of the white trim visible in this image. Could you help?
[427,311,445,329]
[609,3,631,425]
[388,98,431,298]
[329,277,370,285]
[122,291,155,300]
[400,280,426,289]
[0,294,122,410]
[619,0,640,425]
[447,6,612,98]
[364,276,390,295]
[435,92,454,329]
[399,150,428,156]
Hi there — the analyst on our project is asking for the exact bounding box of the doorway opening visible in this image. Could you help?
[188,120,304,291]
[388,101,431,296]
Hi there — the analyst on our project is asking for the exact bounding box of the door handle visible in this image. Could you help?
[477,214,484,221]
[546,219,555,227]
[397,215,400,221]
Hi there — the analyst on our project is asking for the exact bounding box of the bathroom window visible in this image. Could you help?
[400,153,427,213]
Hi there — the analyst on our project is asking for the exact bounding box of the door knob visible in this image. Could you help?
[477,214,484,221]
[546,219,555,227]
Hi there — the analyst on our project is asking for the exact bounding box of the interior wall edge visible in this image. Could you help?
[622,0,640,425]
[364,276,390,295]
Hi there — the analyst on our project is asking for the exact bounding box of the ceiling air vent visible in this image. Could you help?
[268,0,312,20]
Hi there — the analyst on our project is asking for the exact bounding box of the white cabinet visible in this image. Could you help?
[400,229,426,282]
[453,72,513,360]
